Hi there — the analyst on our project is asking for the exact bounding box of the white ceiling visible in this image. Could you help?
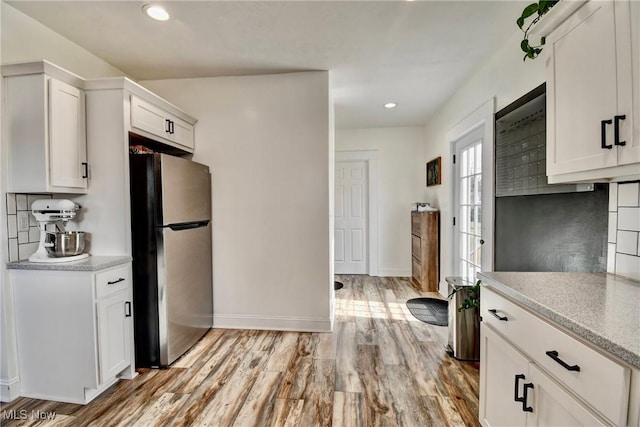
[6,1,527,129]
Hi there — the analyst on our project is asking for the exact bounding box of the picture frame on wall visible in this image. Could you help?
[426,157,442,187]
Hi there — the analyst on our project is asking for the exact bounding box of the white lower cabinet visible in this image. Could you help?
[12,263,135,404]
[480,325,605,426]
[479,286,631,426]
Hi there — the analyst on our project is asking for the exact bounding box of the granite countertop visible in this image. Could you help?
[478,271,640,369]
[7,255,132,272]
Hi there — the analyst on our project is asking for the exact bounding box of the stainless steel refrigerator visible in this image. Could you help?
[129,153,213,368]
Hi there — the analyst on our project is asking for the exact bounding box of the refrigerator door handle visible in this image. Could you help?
[163,220,210,231]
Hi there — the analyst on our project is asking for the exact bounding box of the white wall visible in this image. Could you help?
[421,29,546,294]
[336,127,424,276]
[0,2,125,78]
[0,2,126,402]
[141,72,333,332]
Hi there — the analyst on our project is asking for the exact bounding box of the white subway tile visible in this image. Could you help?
[616,230,638,255]
[6,194,16,215]
[18,242,39,261]
[609,183,618,211]
[7,215,17,239]
[29,227,40,243]
[618,182,640,207]
[8,239,18,262]
[608,212,618,243]
[607,243,616,273]
[16,194,27,211]
[18,231,28,244]
[618,207,640,231]
[615,253,640,282]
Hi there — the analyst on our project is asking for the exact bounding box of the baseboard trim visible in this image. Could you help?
[0,377,21,402]
[377,269,411,277]
[213,314,332,333]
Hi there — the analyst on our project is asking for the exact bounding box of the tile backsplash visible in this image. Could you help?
[608,182,640,281]
[6,193,52,262]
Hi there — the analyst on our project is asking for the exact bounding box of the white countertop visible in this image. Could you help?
[7,255,131,271]
[478,271,640,369]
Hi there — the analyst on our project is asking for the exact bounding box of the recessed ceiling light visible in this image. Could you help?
[142,4,170,21]
[384,102,398,109]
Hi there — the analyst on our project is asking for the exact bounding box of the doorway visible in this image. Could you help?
[448,98,495,286]
[334,150,378,276]
[453,127,484,280]
[335,161,367,274]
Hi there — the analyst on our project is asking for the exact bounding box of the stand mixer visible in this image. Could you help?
[29,199,89,263]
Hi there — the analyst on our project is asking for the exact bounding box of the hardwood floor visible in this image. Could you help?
[0,275,479,426]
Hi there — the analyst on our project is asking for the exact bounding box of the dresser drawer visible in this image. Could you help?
[411,235,421,259]
[481,286,630,425]
[411,213,421,236]
[411,257,421,282]
[95,265,130,299]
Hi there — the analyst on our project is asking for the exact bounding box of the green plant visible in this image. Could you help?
[457,279,481,312]
[517,0,559,61]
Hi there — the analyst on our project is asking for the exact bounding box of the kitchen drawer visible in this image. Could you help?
[95,265,130,299]
[411,235,421,259]
[411,213,421,237]
[481,286,630,425]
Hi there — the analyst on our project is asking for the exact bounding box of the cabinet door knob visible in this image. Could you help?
[614,115,626,146]
[601,119,613,149]
[165,119,171,133]
[82,162,88,179]
[124,301,132,317]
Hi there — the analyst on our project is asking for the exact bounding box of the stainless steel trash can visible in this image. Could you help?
[445,276,480,361]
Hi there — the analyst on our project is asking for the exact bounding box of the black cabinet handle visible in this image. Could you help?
[601,119,613,149]
[169,120,175,134]
[124,301,132,317]
[546,350,580,372]
[165,119,171,133]
[522,383,534,412]
[107,278,125,285]
[82,162,88,179]
[489,309,508,321]
[614,115,626,146]
[514,374,525,403]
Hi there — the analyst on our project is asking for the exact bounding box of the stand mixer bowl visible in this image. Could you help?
[45,231,86,257]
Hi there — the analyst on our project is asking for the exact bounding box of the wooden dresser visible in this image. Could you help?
[411,211,439,292]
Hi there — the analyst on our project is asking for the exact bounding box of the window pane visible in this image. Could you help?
[476,143,482,173]
[467,146,475,176]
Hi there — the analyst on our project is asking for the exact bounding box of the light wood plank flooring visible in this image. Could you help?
[0,275,479,426]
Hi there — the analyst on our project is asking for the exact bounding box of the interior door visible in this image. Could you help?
[453,127,484,281]
[335,161,368,274]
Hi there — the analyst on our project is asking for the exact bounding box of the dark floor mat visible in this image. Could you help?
[406,297,448,326]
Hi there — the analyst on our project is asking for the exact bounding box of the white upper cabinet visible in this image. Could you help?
[543,0,639,183]
[131,95,195,150]
[3,61,88,193]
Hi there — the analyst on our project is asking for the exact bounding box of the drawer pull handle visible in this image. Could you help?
[522,382,534,412]
[489,309,508,321]
[514,374,525,403]
[546,350,580,372]
[107,278,125,285]
[124,301,132,318]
